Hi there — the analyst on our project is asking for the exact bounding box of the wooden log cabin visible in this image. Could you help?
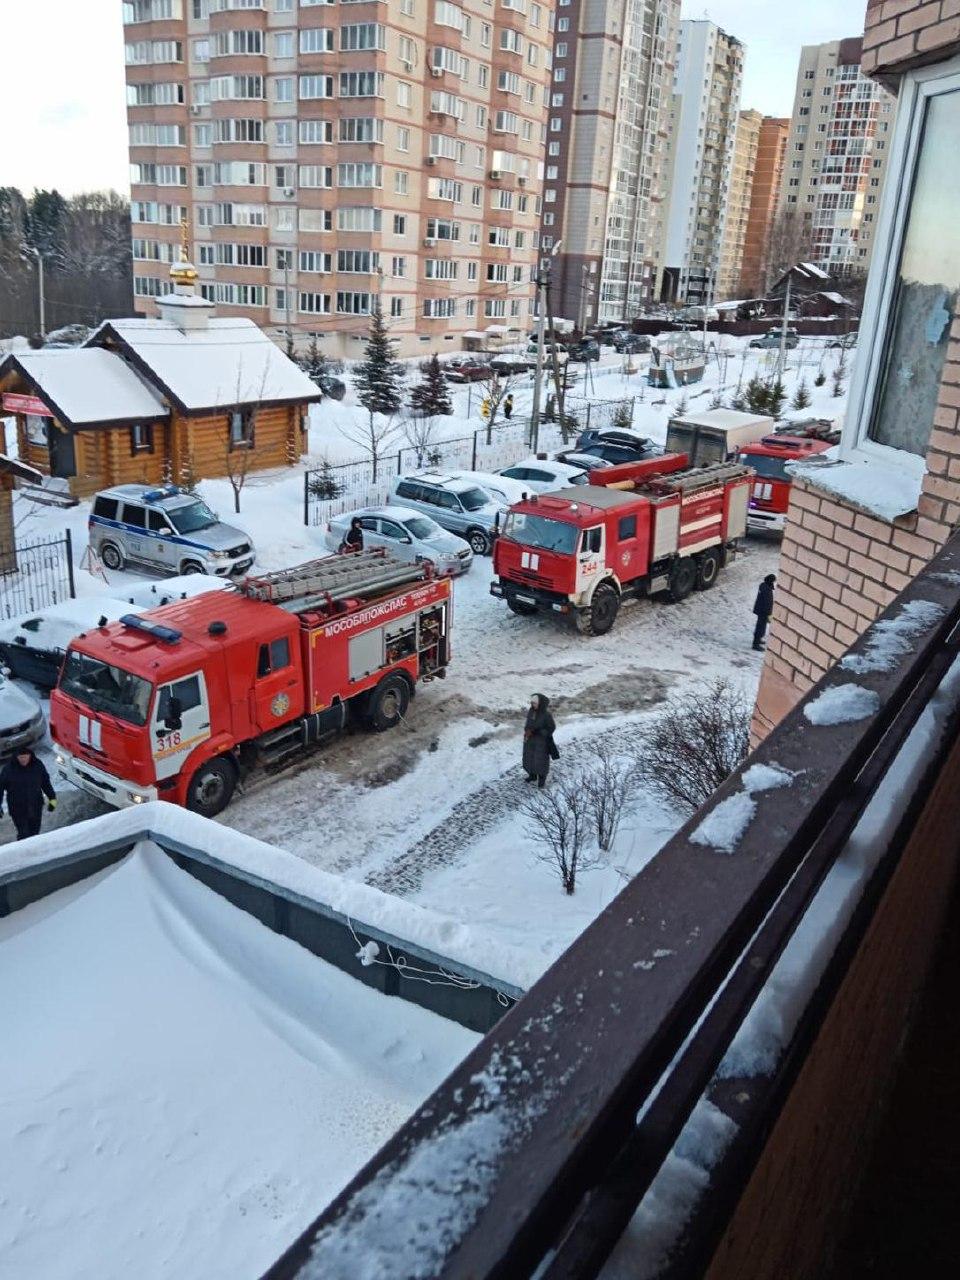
[0,258,319,501]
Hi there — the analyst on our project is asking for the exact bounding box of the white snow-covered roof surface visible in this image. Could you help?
[93,317,319,412]
[6,349,168,425]
[0,842,477,1279]
[798,261,831,279]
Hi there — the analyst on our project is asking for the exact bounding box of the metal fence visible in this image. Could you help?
[303,397,636,528]
[0,530,76,619]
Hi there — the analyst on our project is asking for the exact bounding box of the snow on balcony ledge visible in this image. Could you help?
[787,450,926,524]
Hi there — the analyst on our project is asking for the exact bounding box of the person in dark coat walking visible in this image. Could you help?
[522,693,557,788]
[0,749,57,841]
[340,517,364,553]
[752,573,776,650]
[503,393,514,421]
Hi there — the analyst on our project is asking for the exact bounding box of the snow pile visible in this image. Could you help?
[0,843,477,1280]
[840,599,945,675]
[804,683,880,726]
[787,453,924,523]
[691,762,795,855]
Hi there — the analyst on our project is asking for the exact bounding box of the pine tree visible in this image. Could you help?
[792,378,811,410]
[409,354,453,417]
[744,375,771,416]
[303,334,327,385]
[354,302,405,418]
[766,377,786,419]
[814,370,827,388]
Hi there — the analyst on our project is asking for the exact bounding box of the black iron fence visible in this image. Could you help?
[302,397,636,527]
[0,530,75,619]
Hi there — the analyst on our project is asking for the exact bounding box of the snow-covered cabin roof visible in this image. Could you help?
[798,261,831,280]
[88,317,320,415]
[0,349,169,428]
[817,291,853,307]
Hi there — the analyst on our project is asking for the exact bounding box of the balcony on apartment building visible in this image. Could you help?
[265,538,960,1280]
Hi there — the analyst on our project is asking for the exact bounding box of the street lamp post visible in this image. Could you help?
[24,246,45,336]
[530,238,562,455]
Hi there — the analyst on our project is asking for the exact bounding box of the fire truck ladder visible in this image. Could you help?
[652,461,754,495]
[240,549,427,614]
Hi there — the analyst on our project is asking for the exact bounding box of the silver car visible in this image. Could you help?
[0,671,45,759]
[88,484,256,577]
[323,506,473,575]
[388,473,502,555]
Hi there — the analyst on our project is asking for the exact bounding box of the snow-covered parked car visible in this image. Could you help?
[388,473,501,555]
[445,470,531,508]
[498,457,591,492]
[0,669,45,758]
[0,598,149,692]
[323,506,473,575]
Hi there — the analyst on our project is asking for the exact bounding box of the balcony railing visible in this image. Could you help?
[266,533,960,1280]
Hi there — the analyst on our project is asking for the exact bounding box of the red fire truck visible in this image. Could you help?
[490,454,753,635]
[50,550,451,816]
[739,421,840,535]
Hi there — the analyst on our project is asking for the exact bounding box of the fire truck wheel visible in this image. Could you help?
[507,597,537,616]
[368,675,410,732]
[667,557,698,603]
[576,582,620,636]
[467,528,490,556]
[186,757,237,817]
[696,548,722,591]
[100,541,124,571]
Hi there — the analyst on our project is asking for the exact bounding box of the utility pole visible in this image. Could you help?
[777,271,792,378]
[24,246,45,336]
[283,254,292,345]
[529,238,562,455]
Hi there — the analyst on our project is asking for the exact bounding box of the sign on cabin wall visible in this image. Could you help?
[2,393,52,417]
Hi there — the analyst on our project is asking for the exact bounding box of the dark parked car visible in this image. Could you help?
[445,357,494,382]
[749,329,799,350]
[567,339,600,362]
[0,599,148,691]
[489,353,536,375]
[558,439,660,467]
[576,428,660,456]
[614,334,651,355]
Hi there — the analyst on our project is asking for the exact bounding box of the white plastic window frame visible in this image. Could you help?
[841,54,960,466]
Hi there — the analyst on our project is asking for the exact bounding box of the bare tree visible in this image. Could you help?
[402,413,439,468]
[340,410,401,482]
[764,210,816,291]
[582,741,636,853]
[633,677,751,815]
[521,771,601,895]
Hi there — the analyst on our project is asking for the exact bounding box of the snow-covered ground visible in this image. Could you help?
[1,338,849,980]
[0,842,477,1280]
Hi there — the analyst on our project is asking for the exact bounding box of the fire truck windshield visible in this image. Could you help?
[501,512,579,554]
[167,499,217,534]
[742,453,791,481]
[60,650,154,726]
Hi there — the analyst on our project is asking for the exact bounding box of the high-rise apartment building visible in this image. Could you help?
[123,0,555,358]
[738,115,789,295]
[715,107,760,301]
[777,37,895,277]
[540,0,680,327]
[660,20,744,306]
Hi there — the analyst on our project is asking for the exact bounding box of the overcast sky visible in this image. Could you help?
[0,0,867,197]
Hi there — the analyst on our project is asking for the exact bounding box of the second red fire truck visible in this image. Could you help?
[490,453,753,635]
[738,420,840,535]
[50,550,451,816]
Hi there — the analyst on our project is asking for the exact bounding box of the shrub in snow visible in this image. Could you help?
[409,354,453,418]
[674,393,689,417]
[582,740,636,852]
[612,400,634,432]
[308,458,342,501]
[814,370,827,388]
[792,378,811,410]
[634,678,751,814]
[832,365,845,398]
[521,771,600,895]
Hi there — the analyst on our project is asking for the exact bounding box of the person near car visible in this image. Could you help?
[340,517,363,554]
[0,748,57,841]
[523,694,558,789]
[752,573,776,651]
[503,393,514,421]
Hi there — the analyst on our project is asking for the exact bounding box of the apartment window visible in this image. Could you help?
[337,291,372,314]
[556,42,567,57]
[397,80,412,108]
[212,30,262,56]
[390,297,404,318]
[435,1,463,29]
[426,218,460,240]
[500,29,523,54]
[299,74,333,98]
[275,121,294,146]
[557,16,568,30]
[275,0,293,9]
[424,298,457,318]
[299,250,332,272]
[398,35,416,66]
[337,206,382,231]
[391,256,406,277]
[302,119,335,143]
[340,71,383,97]
[338,117,379,143]
[299,209,334,232]
[275,165,295,188]
[300,27,334,53]
[395,170,409,195]
[299,292,332,314]
[394,214,407,235]
[341,23,385,51]
[849,64,960,460]
[299,165,333,187]
[273,77,294,102]
[338,162,381,187]
[425,259,458,280]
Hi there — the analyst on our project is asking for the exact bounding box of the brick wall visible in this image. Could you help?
[705,728,960,1280]
[863,0,960,82]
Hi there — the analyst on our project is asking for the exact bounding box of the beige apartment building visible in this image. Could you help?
[777,36,895,277]
[715,107,760,301]
[660,19,744,306]
[123,0,555,359]
[539,0,680,327]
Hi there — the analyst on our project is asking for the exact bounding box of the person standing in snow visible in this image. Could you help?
[340,517,364,554]
[523,694,558,788]
[752,573,776,651]
[503,393,514,421]
[0,749,57,841]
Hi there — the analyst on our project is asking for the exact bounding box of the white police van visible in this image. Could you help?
[88,484,255,577]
